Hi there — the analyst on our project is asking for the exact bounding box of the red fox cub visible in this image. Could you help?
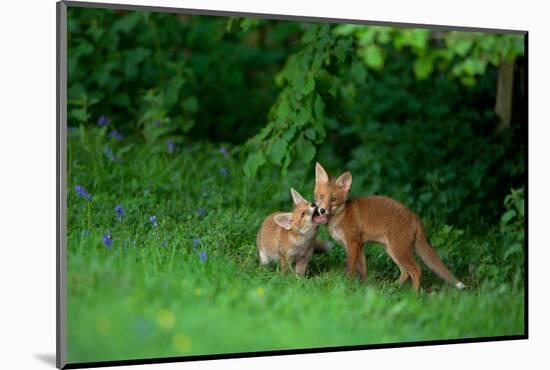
[257,188,331,276]
[313,163,465,291]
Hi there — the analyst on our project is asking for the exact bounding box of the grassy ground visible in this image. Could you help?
[66,128,525,363]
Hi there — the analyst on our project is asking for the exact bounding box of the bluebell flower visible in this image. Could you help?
[220,167,229,178]
[166,140,176,154]
[109,130,124,141]
[150,215,158,227]
[97,114,111,127]
[74,185,92,201]
[219,146,229,159]
[115,204,125,223]
[199,251,207,262]
[193,238,200,248]
[153,119,161,127]
[196,207,206,218]
[102,231,112,248]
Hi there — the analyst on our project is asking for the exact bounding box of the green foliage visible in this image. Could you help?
[68,9,301,142]
[500,187,525,265]
[243,24,353,177]
[334,25,524,85]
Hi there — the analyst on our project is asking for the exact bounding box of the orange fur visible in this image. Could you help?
[314,163,464,291]
[257,188,331,276]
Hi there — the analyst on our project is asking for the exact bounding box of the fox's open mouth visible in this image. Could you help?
[312,207,328,225]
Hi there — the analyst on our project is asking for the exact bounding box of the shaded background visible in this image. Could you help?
[68,9,526,229]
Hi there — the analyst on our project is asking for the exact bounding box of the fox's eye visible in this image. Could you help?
[301,212,305,218]
[331,197,336,202]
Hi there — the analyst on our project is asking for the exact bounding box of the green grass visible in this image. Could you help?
[66,128,525,363]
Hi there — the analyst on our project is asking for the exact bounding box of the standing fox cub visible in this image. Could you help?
[313,163,465,291]
[257,188,331,276]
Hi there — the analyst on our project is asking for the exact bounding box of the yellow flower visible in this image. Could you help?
[156,309,176,329]
[256,287,265,296]
[173,333,192,353]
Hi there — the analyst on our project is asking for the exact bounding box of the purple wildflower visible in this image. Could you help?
[97,114,111,127]
[150,215,158,227]
[102,231,113,248]
[115,204,125,223]
[196,207,206,218]
[220,167,229,178]
[166,140,176,154]
[74,185,92,201]
[109,130,124,141]
[193,238,200,248]
[219,146,229,159]
[199,251,207,262]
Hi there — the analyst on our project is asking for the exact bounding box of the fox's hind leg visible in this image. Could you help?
[383,242,409,285]
[355,246,367,282]
[386,238,421,292]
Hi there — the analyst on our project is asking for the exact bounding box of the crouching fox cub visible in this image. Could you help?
[257,188,331,276]
[313,163,465,291]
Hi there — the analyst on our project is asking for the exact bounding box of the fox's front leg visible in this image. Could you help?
[294,257,308,276]
[345,240,365,281]
[279,252,290,275]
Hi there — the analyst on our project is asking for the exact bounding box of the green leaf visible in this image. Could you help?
[360,45,384,70]
[350,60,367,83]
[304,128,316,141]
[274,99,292,120]
[70,108,89,123]
[413,55,434,80]
[240,18,259,32]
[296,138,316,163]
[303,74,316,96]
[459,75,476,86]
[295,108,311,127]
[225,17,235,33]
[267,138,288,165]
[182,96,198,113]
[243,152,266,178]
[409,29,430,51]
[333,24,360,36]
[503,242,523,260]
[500,209,517,225]
[112,12,142,34]
[164,76,185,108]
[302,25,318,44]
[313,94,325,119]
[282,125,298,142]
[449,37,474,57]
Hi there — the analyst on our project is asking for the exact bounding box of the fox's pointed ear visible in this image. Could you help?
[274,213,293,230]
[335,171,352,192]
[290,188,307,205]
[315,162,329,184]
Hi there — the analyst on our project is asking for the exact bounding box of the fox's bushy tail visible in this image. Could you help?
[415,221,465,290]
